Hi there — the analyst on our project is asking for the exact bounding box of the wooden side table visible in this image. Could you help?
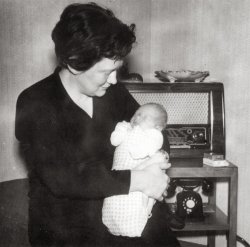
[167,162,238,247]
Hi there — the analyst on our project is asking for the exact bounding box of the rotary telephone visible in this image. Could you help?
[166,178,213,221]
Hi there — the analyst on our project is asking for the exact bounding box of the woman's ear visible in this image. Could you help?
[67,65,81,75]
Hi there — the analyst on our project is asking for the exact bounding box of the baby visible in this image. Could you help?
[102,103,170,237]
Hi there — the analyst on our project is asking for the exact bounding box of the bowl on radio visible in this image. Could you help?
[155,70,209,83]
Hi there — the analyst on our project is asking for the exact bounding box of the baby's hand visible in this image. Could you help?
[135,151,170,170]
[116,121,131,132]
[110,121,131,146]
[157,150,170,162]
[154,150,171,169]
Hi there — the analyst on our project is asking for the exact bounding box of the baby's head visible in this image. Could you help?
[131,103,168,131]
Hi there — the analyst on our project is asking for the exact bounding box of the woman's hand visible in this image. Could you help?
[129,153,170,201]
[134,151,170,171]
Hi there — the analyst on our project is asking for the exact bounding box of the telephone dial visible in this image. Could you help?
[166,178,213,221]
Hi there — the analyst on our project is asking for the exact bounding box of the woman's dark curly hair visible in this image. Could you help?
[51,2,136,71]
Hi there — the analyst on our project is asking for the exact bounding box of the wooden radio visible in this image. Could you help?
[123,82,225,167]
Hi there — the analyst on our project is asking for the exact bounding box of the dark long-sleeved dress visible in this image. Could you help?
[15,69,179,247]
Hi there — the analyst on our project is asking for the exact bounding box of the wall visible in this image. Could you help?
[1,0,250,245]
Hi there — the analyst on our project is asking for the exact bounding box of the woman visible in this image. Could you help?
[15,3,180,246]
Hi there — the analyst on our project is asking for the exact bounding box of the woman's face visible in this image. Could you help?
[73,58,123,97]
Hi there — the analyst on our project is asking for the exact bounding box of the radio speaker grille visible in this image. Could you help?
[131,92,209,124]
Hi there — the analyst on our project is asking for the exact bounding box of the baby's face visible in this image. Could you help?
[131,107,161,130]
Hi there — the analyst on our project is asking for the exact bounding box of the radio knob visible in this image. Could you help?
[193,133,198,140]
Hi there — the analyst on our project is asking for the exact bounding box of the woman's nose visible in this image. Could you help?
[107,71,117,85]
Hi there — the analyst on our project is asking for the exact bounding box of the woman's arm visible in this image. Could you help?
[15,93,131,200]
[130,152,170,201]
